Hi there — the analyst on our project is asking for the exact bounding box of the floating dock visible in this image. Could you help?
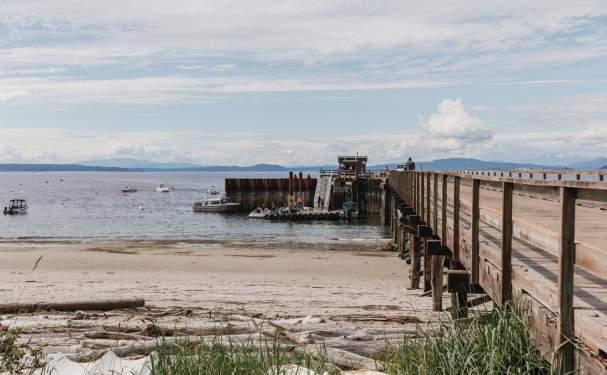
[260,210,346,221]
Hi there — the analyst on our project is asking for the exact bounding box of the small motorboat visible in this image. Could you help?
[341,201,359,220]
[3,199,28,215]
[248,207,271,218]
[155,183,170,193]
[122,185,137,193]
[193,195,241,213]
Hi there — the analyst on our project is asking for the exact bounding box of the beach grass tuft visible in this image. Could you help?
[383,300,551,375]
[149,335,339,375]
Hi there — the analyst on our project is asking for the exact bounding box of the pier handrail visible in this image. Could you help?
[442,169,606,182]
[387,169,607,373]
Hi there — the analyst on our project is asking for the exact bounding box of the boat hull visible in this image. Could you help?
[193,203,241,213]
[3,207,27,215]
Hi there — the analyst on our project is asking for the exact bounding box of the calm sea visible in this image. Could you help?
[0,172,389,244]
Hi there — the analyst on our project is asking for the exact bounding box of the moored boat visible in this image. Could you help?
[3,199,27,215]
[193,196,241,213]
[155,183,170,193]
[248,207,271,218]
[122,185,137,193]
[341,201,359,220]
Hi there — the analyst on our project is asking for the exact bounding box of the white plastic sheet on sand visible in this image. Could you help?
[31,352,387,375]
[36,352,152,375]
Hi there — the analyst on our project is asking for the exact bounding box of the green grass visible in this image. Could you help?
[383,301,552,375]
[149,336,340,375]
[2,300,552,374]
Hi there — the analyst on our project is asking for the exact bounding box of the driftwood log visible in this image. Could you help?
[69,335,297,362]
[0,298,145,314]
[298,344,382,371]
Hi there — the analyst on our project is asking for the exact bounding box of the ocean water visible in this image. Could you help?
[0,171,389,244]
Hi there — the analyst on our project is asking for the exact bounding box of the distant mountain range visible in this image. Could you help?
[1,156,606,172]
[78,158,202,169]
[386,158,569,171]
[0,164,132,172]
[565,157,607,170]
[77,158,325,171]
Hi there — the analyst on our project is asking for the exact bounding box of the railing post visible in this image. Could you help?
[416,172,421,214]
[471,179,480,284]
[501,182,513,304]
[557,187,576,374]
[432,174,438,232]
[441,175,448,246]
[407,172,411,205]
[426,173,431,224]
[421,172,425,221]
[453,176,460,263]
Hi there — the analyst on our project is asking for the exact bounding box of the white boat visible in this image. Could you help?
[3,199,27,215]
[155,183,170,193]
[193,196,241,213]
[248,207,271,218]
[122,185,137,193]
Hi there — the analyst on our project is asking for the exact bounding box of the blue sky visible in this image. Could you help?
[1,1,606,166]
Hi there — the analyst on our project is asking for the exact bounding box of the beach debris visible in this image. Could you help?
[298,345,382,371]
[0,298,145,314]
[39,351,151,375]
[272,364,325,375]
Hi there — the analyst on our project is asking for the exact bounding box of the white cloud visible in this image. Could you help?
[1,1,606,83]
[0,90,30,102]
[0,76,448,103]
[421,98,494,142]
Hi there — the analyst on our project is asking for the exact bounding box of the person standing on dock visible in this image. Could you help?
[405,157,416,171]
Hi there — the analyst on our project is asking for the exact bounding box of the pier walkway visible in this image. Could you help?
[388,169,607,374]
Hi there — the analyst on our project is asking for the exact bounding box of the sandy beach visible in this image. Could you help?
[0,240,436,318]
[0,240,446,358]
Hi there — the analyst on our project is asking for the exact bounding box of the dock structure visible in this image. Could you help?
[225,173,316,211]
[386,168,607,374]
[315,155,388,214]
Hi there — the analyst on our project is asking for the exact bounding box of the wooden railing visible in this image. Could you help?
[387,170,607,374]
[449,169,606,182]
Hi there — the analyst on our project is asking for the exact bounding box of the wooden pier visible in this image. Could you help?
[387,169,607,374]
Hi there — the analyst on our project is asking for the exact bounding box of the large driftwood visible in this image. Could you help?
[0,298,145,313]
[83,330,149,341]
[299,344,382,371]
[69,335,296,362]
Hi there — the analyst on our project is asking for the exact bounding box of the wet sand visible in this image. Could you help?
[0,240,436,318]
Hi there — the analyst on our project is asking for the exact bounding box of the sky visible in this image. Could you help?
[1,1,607,166]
